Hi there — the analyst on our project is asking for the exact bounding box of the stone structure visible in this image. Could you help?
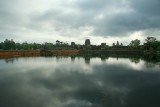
[85,39,90,46]
[71,42,75,48]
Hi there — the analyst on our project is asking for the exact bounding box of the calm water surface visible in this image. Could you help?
[0,56,160,107]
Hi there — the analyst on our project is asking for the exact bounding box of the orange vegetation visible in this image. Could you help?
[0,50,40,58]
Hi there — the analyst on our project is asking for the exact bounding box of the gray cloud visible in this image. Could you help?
[0,0,160,43]
[91,0,160,36]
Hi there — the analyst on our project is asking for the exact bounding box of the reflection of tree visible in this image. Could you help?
[129,39,140,49]
[145,62,156,68]
[129,58,140,64]
[143,55,160,64]
[85,56,90,65]
[56,56,62,62]
[101,55,107,62]
[71,56,75,62]
[101,54,109,61]
[4,58,15,63]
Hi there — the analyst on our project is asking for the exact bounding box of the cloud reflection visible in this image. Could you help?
[0,57,160,107]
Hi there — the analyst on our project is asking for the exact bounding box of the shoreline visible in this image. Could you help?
[0,50,40,58]
[0,49,143,58]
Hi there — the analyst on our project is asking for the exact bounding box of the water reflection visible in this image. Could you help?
[129,57,140,64]
[85,56,90,65]
[4,58,18,63]
[71,56,76,62]
[0,56,160,107]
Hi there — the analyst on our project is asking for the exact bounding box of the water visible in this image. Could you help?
[0,56,160,107]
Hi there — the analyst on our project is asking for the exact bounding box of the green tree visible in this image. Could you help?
[10,39,16,50]
[15,43,21,50]
[3,39,10,50]
[32,42,41,50]
[129,39,140,49]
[3,39,15,50]
[44,42,53,50]
[144,37,160,50]
[56,40,60,45]
[0,42,3,49]
[145,37,156,43]
[22,42,30,50]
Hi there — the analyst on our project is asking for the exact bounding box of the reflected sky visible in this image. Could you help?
[0,57,160,107]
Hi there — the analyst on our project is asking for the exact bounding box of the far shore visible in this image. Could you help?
[0,50,40,58]
[0,49,143,58]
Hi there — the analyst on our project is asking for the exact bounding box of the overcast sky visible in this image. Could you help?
[0,0,160,45]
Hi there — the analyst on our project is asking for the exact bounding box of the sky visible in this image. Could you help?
[0,0,160,45]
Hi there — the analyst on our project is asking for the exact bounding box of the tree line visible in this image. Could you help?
[0,39,70,50]
[0,37,160,51]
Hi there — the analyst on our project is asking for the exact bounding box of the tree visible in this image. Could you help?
[15,43,21,50]
[129,39,140,49]
[10,39,16,50]
[144,37,159,50]
[22,42,30,50]
[145,37,156,43]
[0,42,3,49]
[56,40,60,45]
[3,39,15,50]
[60,42,63,45]
[44,42,53,50]
[3,39,10,50]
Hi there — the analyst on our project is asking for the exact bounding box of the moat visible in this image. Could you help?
[0,56,160,107]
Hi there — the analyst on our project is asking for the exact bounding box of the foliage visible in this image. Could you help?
[0,39,42,50]
[43,42,53,50]
[0,39,71,50]
[101,43,109,50]
[144,36,160,50]
[2,39,16,50]
[129,57,140,64]
[0,42,3,49]
[129,39,140,49]
[145,37,156,43]
[143,37,160,62]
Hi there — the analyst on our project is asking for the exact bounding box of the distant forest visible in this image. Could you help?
[0,37,160,52]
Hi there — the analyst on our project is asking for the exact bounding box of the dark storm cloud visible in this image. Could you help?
[95,12,160,36]
[130,0,160,16]
[31,0,160,36]
[81,0,160,36]
[74,0,113,10]
[92,0,160,36]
